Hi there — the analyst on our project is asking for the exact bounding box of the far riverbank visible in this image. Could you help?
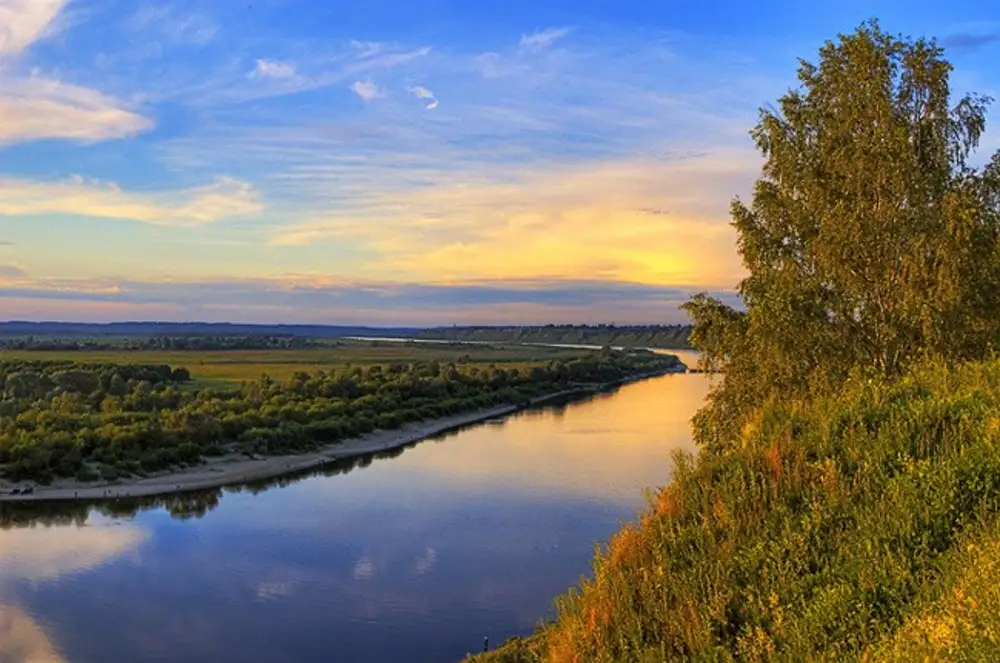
[0,367,683,504]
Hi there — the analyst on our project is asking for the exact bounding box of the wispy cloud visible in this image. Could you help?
[0,0,66,56]
[409,85,438,109]
[0,175,262,225]
[127,3,217,45]
[518,27,572,51]
[0,1,152,144]
[273,149,754,288]
[0,6,793,322]
[351,79,385,102]
[350,40,383,57]
[0,75,151,144]
[160,44,432,108]
[251,58,297,79]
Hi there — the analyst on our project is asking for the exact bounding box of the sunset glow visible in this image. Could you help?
[0,0,997,323]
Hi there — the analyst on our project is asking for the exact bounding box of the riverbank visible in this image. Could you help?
[0,404,519,503]
[0,368,683,503]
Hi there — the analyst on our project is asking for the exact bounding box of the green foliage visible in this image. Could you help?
[475,21,1000,663]
[0,351,680,484]
[475,361,1000,662]
[684,20,1000,450]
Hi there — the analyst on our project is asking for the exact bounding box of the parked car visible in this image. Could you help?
[21,486,34,495]
[9,487,20,495]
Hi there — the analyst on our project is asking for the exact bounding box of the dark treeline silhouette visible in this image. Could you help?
[0,334,320,351]
[415,324,693,349]
[0,321,423,338]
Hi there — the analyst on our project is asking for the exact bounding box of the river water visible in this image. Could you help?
[0,363,709,663]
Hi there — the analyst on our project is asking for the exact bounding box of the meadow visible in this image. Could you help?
[0,340,590,390]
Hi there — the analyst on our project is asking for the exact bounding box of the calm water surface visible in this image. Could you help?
[0,369,709,663]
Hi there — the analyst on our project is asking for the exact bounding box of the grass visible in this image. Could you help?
[472,359,1000,662]
[0,341,587,389]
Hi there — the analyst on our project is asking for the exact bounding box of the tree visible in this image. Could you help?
[684,20,1000,449]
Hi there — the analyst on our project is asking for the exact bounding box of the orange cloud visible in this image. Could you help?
[0,176,261,225]
[274,149,755,289]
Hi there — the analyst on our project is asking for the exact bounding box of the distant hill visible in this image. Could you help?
[0,321,693,350]
[0,321,423,339]
[415,324,693,349]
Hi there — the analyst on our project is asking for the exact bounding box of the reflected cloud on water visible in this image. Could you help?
[0,604,67,663]
[0,374,709,663]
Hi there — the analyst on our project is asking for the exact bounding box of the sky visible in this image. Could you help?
[0,0,999,325]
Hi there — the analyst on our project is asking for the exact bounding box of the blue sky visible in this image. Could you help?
[0,0,998,325]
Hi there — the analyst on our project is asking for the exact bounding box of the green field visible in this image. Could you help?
[0,341,589,390]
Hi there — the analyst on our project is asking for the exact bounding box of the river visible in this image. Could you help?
[0,365,710,663]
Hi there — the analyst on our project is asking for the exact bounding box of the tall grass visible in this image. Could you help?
[473,359,1000,662]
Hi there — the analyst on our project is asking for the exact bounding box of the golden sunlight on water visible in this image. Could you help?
[0,372,712,663]
[402,374,712,502]
[0,604,67,663]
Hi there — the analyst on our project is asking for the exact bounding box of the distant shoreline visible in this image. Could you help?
[0,367,684,504]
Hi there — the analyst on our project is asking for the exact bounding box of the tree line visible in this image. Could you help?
[416,324,693,349]
[0,334,319,351]
[0,350,680,485]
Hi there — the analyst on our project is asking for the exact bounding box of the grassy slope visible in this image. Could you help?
[473,360,1000,662]
[0,342,585,389]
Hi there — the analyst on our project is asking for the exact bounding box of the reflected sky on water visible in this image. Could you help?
[0,373,709,663]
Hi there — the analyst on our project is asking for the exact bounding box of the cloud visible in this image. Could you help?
[0,75,152,144]
[944,32,1000,51]
[0,17,782,323]
[273,149,755,288]
[127,4,217,45]
[0,175,262,225]
[408,85,438,110]
[0,0,152,145]
[170,44,432,107]
[518,27,572,51]
[351,80,384,102]
[0,0,66,56]
[251,58,297,79]
[350,40,383,57]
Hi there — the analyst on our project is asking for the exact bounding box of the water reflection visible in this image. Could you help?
[0,604,68,663]
[0,374,708,663]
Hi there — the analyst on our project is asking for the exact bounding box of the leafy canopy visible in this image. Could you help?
[684,20,1000,449]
